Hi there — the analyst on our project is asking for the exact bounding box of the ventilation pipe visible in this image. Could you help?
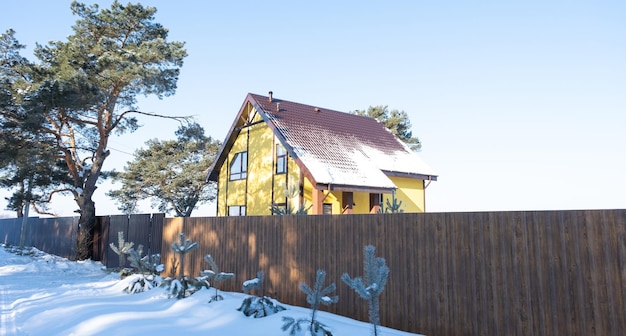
[268,91,273,102]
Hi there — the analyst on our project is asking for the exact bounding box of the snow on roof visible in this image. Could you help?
[249,93,437,191]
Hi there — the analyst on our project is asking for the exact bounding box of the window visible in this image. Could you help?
[228,205,246,216]
[323,203,333,215]
[369,193,383,213]
[230,151,247,180]
[276,144,287,174]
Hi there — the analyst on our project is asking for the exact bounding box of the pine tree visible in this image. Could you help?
[384,192,404,213]
[342,245,389,336]
[238,271,286,318]
[122,245,164,294]
[351,105,421,151]
[2,2,189,260]
[107,123,221,217]
[162,233,206,299]
[171,232,198,280]
[301,270,339,332]
[109,231,133,269]
[202,254,234,302]
[242,270,265,296]
[282,269,338,336]
[127,245,163,275]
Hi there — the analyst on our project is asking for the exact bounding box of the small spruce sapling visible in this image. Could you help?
[162,233,208,299]
[202,254,235,302]
[128,245,163,275]
[341,245,389,336]
[171,233,198,280]
[109,231,134,269]
[282,269,338,336]
[382,191,404,213]
[238,271,286,318]
[270,184,312,215]
[123,244,164,294]
[243,271,265,296]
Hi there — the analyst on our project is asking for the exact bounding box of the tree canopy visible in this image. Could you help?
[351,105,422,151]
[0,29,66,216]
[108,123,221,217]
[1,1,188,259]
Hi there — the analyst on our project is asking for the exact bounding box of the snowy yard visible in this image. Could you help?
[0,246,422,335]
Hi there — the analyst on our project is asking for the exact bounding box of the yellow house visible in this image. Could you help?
[206,92,437,216]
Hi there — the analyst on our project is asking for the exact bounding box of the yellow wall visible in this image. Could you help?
[383,176,425,213]
[218,104,301,216]
[219,122,248,216]
[295,176,426,214]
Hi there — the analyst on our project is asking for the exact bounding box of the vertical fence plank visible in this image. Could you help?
[150,213,164,258]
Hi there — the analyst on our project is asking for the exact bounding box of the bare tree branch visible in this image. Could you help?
[111,109,193,131]
[30,202,58,217]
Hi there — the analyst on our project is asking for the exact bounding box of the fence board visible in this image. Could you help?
[0,218,20,245]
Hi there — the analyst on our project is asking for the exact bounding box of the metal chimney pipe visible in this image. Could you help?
[268,91,273,102]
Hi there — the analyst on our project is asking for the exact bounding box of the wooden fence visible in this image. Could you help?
[0,213,164,268]
[0,216,78,260]
[159,209,626,336]
[2,209,625,335]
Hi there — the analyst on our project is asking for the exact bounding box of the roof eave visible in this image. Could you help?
[382,170,438,181]
[314,183,396,194]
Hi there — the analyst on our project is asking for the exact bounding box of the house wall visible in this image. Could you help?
[217,106,302,216]
[302,176,426,214]
[384,176,426,212]
[246,116,274,215]
[218,124,248,215]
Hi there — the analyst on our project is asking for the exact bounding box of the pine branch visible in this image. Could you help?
[109,231,134,268]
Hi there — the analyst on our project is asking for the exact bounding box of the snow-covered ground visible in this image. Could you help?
[0,245,422,336]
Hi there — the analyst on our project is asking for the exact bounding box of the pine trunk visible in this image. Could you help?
[76,197,96,260]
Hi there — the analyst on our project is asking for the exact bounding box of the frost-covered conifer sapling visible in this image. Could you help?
[162,233,207,299]
[238,271,286,318]
[171,232,198,280]
[127,245,163,275]
[122,244,164,294]
[282,269,338,336]
[243,270,265,296]
[109,231,133,269]
[201,254,234,302]
[342,245,389,336]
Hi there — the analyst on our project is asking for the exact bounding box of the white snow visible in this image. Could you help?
[242,278,260,287]
[0,246,422,336]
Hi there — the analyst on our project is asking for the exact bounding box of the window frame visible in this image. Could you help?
[323,203,333,215]
[229,151,248,181]
[275,144,287,174]
[228,205,246,216]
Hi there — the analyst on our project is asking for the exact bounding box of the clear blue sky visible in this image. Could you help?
[1,0,625,217]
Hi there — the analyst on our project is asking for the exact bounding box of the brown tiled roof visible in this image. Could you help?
[207,93,437,192]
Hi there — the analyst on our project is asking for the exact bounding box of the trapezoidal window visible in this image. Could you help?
[276,144,287,174]
[230,151,247,181]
